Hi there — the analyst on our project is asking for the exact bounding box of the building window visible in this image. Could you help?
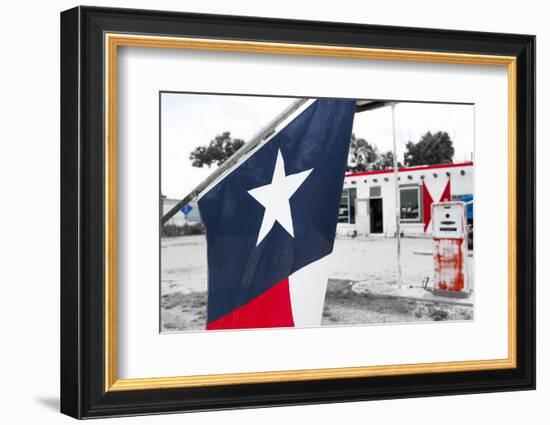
[400,186,421,222]
[338,188,356,224]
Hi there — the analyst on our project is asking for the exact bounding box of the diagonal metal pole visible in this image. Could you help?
[161,98,310,225]
[391,102,402,286]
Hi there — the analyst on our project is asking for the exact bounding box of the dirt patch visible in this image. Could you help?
[160,280,472,332]
[161,291,207,332]
[322,280,472,326]
[322,280,424,325]
[412,303,473,321]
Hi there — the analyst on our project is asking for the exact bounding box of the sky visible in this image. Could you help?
[161,93,474,200]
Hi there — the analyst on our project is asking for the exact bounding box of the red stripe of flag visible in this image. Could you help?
[206,278,295,330]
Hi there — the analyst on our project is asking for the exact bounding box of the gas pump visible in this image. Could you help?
[431,202,470,297]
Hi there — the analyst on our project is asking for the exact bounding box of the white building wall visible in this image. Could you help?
[338,163,473,238]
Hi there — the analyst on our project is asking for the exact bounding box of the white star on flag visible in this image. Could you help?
[248,149,314,246]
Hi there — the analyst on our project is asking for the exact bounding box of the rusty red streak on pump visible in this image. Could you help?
[433,238,464,292]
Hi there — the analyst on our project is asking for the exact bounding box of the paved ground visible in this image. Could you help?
[160,235,474,332]
[161,235,207,295]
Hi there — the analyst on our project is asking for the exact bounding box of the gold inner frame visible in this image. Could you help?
[104,33,517,392]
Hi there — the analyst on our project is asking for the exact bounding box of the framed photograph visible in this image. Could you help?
[60,6,535,419]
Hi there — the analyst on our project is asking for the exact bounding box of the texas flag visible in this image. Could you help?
[197,99,356,330]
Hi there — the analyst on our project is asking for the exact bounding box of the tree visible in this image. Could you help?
[404,131,454,166]
[189,131,245,168]
[346,135,402,172]
[347,134,379,172]
[376,150,402,170]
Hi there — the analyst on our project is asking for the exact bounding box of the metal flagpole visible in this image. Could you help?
[161,98,310,225]
[391,102,402,286]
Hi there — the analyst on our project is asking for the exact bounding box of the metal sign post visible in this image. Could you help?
[391,103,402,286]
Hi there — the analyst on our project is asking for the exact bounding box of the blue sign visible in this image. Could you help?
[456,195,473,221]
[181,204,193,216]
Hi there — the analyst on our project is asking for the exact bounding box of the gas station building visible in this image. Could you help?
[337,162,474,238]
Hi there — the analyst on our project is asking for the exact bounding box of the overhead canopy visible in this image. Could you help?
[355,100,393,113]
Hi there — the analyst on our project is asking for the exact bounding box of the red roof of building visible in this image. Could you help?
[345,162,473,178]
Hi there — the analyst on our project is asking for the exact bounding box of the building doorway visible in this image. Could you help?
[369,198,383,234]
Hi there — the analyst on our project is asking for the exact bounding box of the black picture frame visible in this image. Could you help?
[61,5,535,419]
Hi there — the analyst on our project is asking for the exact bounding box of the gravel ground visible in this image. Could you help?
[160,235,473,332]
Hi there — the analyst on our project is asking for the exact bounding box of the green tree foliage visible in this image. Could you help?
[404,131,455,166]
[189,131,245,168]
